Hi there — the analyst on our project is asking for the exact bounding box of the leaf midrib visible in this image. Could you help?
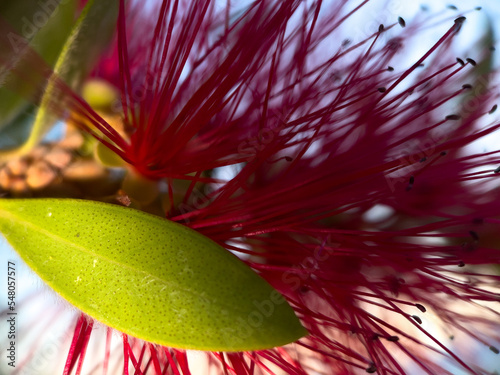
[0,208,207,304]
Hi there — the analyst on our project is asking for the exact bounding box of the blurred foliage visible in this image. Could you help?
[0,0,119,155]
[0,0,76,132]
[25,0,119,154]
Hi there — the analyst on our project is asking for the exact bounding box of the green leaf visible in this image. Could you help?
[0,0,76,132]
[20,0,119,153]
[0,199,307,351]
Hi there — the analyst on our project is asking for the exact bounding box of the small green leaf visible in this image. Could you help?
[0,199,307,351]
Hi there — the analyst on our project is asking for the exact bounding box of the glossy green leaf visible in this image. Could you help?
[0,199,307,351]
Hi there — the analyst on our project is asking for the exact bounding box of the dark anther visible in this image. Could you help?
[387,66,394,71]
[494,166,500,174]
[489,104,497,114]
[469,230,479,241]
[472,218,484,225]
[466,58,477,66]
[378,87,386,93]
[490,46,496,51]
[462,84,472,89]
[415,303,427,313]
[456,58,465,66]
[447,5,458,10]
[342,39,351,47]
[418,63,425,67]
[387,336,399,342]
[370,334,380,341]
[412,315,422,324]
[490,346,499,354]
[446,114,461,120]
[406,176,414,191]
[366,364,377,373]
[420,157,427,162]
[398,17,406,28]
[454,16,466,32]
[440,151,447,156]
[299,286,309,294]
[475,7,482,11]
[458,261,465,267]
[379,24,385,33]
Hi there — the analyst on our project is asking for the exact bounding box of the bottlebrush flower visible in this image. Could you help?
[1,0,500,374]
